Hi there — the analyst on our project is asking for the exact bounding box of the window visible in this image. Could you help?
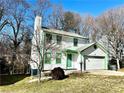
[94,45,97,49]
[46,33,52,43]
[57,35,62,45]
[56,53,61,64]
[45,52,51,64]
[73,38,78,46]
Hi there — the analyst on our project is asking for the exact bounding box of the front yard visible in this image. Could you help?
[0,73,124,93]
[119,68,124,72]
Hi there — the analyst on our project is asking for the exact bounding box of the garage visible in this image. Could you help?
[79,43,108,71]
[85,56,105,70]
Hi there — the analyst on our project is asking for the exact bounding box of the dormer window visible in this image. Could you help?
[57,35,62,45]
[46,33,52,43]
[74,38,78,46]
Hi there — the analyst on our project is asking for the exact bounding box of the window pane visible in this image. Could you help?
[57,35,62,45]
[45,53,51,64]
[46,33,52,43]
[74,38,78,46]
[56,53,61,64]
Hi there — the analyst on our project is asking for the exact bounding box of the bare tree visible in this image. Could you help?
[30,16,60,82]
[81,15,93,38]
[0,0,10,31]
[62,11,82,34]
[0,0,30,74]
[48,4,64,29]
[31,0,51,27]
[96,6,124,69]
[73,13,82,34]
[80,14,100,42]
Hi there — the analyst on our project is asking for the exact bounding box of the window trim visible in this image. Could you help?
[45,52,51,64]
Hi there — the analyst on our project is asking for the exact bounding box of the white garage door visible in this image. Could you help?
[86,58,105,70]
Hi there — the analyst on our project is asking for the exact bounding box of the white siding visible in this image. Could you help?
[89,48,106,56]
[49,33,87,49]
[42,33,88,70]
[44,53,67,70]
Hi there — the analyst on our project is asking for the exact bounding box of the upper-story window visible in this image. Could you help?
[74,38,78,46]
[57,35,62,45]
[46,33,52,43]
[85,39,89,44]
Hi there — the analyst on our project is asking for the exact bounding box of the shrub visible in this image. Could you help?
[51,67,65,80]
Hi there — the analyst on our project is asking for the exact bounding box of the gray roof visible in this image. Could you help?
[65,42,107,53]
[42,28,88,39]
[65,43,95,52]
[77,43,95,51]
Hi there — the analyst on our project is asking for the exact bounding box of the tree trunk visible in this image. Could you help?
[38,69,41,82]
[117,58,120,70]
[38,69,44,83]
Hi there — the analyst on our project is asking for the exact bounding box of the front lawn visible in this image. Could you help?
[0,73,124,93]
[118,68,124,72]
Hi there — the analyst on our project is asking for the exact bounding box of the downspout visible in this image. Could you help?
[80,52,83,72]
[42,31,45,71]
[84,55,86,71]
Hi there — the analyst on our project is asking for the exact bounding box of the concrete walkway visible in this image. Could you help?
[64,70,78,75]
[28,76,52,83]
[87,70,124,76]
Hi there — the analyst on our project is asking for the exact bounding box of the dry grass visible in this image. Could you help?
[118,68,124,72]
[0,73,124,93]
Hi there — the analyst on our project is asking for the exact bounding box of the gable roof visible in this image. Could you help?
[42,28,88,39]
[79,42,108,53]
[77,43,95,52]
[64,42,108,54]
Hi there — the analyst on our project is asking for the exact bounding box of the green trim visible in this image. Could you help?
[44,52,51,64]
[56,52,62,64]
[104,56,106,69]
[105,54,108,69]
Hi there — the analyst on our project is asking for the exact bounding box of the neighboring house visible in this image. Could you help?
[30,16,108,75]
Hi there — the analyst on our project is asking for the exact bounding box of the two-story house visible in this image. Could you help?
[30,16,108,75]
